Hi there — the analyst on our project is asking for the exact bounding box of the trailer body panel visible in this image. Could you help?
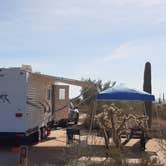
[0,68,53,138]
[26,73,53,133]
[0,68,27,133]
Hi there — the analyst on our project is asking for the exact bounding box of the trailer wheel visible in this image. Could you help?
[20,136,29,145]
[47,128,51,136]
[64,120,69,127]
[41,127,47,139]
[31,131,40,143]
[62,120,68,127]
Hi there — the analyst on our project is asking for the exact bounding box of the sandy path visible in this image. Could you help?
[146,139,166,165]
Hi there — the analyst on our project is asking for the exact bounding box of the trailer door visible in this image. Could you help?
[52,85,69,122]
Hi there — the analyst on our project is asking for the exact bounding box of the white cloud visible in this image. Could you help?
[2,0,165,32]
[100,0,165,7]
[100,37,166,64]
[102,42,136,62]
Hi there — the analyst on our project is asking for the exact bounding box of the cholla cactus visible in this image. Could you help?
[96,104,148,150]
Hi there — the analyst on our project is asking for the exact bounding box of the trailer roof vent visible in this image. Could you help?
[21,65,32,72]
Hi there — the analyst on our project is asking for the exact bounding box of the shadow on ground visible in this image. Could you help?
[28,141,154,166]
[29,144,108,166]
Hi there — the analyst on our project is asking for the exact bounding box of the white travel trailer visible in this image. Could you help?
[0,67,54,141]
[0,66,94,142]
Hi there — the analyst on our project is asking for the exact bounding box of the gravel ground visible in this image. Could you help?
[0,113,165,166]
[0,130,165,166]
[146,139,166,165]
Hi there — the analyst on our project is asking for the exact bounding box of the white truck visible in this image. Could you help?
[0,66,94,142]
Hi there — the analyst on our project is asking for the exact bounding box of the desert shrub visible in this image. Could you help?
[137,155,163,166]
[154,104,166,120]
[83,115,99,130]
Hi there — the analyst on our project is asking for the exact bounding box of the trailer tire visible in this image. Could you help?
[32,131,40,143]
[64,121,68,127]
[31,129,41,143]
[41,127,47,139]
[20,137,29,145]
[47,128,51,136]
[61,120,68,127]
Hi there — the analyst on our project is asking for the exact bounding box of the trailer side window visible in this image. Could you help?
[59,88,65,100]
[47,89,51,100]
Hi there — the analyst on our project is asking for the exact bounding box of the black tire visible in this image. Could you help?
[32,131,40,143]
[41,127,47,139]
[64,121,69,127]
[59,120,68,127]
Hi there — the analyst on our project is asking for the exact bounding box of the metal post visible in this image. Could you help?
[19,145,28,166]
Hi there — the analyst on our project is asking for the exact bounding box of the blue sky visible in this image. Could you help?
[0,0,166,98]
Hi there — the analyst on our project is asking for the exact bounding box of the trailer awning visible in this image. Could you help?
[96,86,155,101]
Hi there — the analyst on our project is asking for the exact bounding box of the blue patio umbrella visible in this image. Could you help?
[96,86,155,101]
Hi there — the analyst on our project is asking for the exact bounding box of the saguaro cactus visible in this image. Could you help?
[143,62,152,128]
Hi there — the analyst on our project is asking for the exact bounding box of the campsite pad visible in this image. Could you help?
[28,129,165,166]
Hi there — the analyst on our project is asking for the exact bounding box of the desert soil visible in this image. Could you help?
[0,114,165,166]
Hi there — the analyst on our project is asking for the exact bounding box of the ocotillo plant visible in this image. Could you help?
[143,62,152,128]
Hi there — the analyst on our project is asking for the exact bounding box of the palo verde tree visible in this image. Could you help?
[80,79,116,112]
[80,79,116,131]
[143,62,152,128]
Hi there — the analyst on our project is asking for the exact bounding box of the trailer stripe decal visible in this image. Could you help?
[0,94,11,104]
[26,101,41,109]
